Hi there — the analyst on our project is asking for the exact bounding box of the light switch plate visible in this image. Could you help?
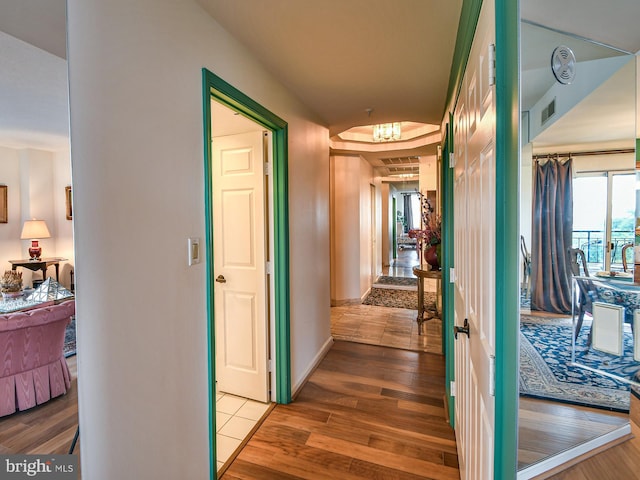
[188,238,200,266]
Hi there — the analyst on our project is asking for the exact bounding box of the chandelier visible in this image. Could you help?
[372,122,401,142]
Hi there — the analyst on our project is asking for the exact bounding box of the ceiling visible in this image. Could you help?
[1,0,640,162]
[196,0,463,137]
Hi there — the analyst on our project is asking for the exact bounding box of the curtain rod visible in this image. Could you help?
[533,148,634,160]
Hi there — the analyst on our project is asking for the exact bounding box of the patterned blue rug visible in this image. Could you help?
[520,315,639,412]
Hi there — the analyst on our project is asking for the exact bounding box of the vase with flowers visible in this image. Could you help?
[408,192,442,270]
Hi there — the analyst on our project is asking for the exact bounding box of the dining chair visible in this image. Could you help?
[520,236,531,299]
[567,247,592,340]
[621,242,634,272]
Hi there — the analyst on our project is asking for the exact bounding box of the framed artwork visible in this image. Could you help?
[0,185,6,223]
[65,186,73,220]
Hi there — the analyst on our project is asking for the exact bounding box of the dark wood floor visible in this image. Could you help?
[0,355,79,457]
[2,338,639,479]
[222,340,459,479]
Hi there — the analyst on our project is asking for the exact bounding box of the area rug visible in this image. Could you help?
[362,287,436,311]
[373,276,418,290]
[519,314,638,412]
[64,315,76,358]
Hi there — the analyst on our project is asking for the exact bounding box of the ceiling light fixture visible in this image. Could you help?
[372,123,401,142]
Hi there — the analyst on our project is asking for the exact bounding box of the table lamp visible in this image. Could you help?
[20,220,51,261]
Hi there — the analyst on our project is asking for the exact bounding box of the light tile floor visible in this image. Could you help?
[216,391,271,472]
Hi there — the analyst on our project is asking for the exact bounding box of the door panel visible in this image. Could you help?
[213,131,269,403]
[453,1,496,478]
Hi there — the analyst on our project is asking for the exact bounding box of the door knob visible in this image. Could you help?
[215,275,226,283]
[454,318,470,339]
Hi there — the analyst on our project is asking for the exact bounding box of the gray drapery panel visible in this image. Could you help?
[531,158,573,313]
[403,194,414,232]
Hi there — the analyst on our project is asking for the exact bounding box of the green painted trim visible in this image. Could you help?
[202,69,292,478]
[392,197,398,259]
[201,70,216,480]
[494,0,520,478]
[442,116,456,426]
[445,0,483,113]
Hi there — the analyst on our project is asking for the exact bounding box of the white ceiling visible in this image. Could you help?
[0,31,69,150]
[1,0,640,159]
[196,0,463,137]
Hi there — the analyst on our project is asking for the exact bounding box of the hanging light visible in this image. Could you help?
[372,122,401,142]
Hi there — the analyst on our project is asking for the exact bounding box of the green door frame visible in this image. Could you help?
[392,197,398,259]
[442,0,519,478]
[494,0,520,477]
[201,68,292,478]
[441,115,455,425]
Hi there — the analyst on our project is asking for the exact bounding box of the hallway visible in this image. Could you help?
[221,340,459,479]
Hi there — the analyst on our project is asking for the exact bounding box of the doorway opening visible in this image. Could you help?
[202,69,291,477]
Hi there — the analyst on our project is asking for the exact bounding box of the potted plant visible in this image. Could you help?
[1,270,23,300]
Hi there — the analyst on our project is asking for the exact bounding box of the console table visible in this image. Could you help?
[412,265,442,335]
[9,257,67,282]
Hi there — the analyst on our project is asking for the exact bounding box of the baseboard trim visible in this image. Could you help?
[517,424,632,480]
[331,298,363,307]
[291,336,334,400]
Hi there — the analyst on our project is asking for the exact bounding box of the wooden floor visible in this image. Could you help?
[222,341,459,479]
[518,397,629,469]
[2,301,640,478]
[331,303,443,354]
[0,355,80,474]
[547,424,640,479]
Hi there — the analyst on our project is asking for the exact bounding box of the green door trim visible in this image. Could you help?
[392,197,398,259]
[441,115,455,426]
[202,68,292,479]
[494,0,520,477]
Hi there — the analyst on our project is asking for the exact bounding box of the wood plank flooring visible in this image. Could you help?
[518,397,629,468]
[222,341,459,479]
[547,425,640,479]
[0,355,79,457]
[2,301,640,479]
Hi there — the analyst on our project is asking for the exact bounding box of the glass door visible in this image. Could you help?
[573,171,635,272]
[610,173,636,270]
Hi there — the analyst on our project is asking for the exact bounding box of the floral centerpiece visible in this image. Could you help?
[1,270,23,299]
[408,192,442,270]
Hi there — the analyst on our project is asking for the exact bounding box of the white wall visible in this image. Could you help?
[330,154,375,304]
[359,156,374,293]
[0,147,22,266]
[52,149,74,288]
[66,1,330,478]
[330,154,362,303]
[0,146,73,288]
[419,154,438,205]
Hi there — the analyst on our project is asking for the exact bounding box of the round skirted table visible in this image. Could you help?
[412,264,442,335]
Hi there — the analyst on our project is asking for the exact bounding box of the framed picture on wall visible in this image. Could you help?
[0,185,7,223]
[65,186,73,220]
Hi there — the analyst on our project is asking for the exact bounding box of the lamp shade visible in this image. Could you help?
[20,220,51,240]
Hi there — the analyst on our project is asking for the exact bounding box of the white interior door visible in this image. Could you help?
[213,130,269,403]
[453,1,496,479]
